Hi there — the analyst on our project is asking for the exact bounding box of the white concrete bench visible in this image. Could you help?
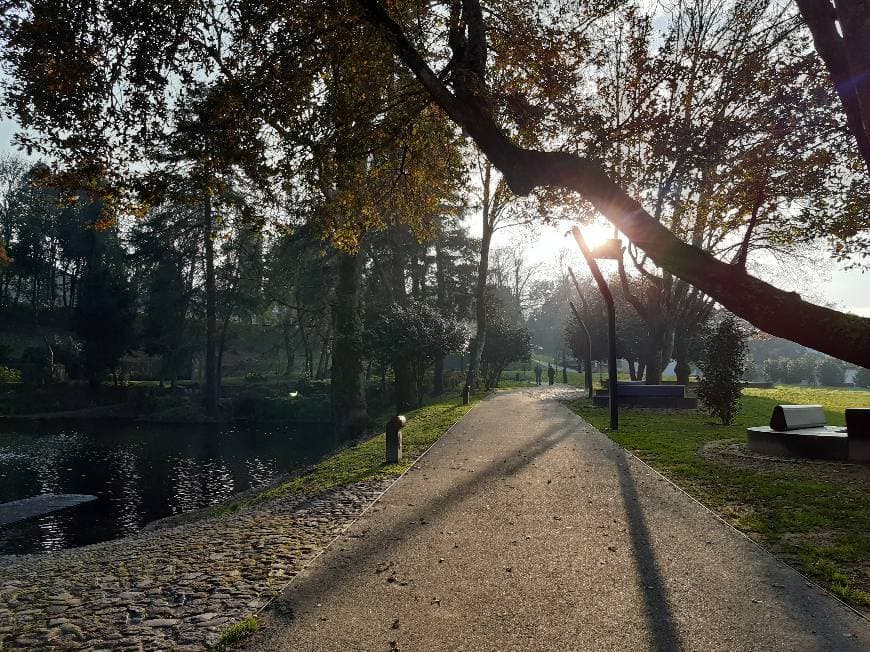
[748,404,847,460]
[769,404,827,431]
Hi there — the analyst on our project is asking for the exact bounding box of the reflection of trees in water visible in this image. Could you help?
[0,422,337,554]
[33,433,77,495]
[169,457,236,514]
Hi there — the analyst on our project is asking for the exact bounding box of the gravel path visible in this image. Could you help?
[0,478,393,650]
[250,387,869,651]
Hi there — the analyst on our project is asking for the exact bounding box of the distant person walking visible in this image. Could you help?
[534,365,543,385]
[547,364,556,385]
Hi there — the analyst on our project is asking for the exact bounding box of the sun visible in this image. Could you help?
[580,221,617,251]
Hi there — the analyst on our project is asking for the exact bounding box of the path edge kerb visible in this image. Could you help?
[565,402,870,624]
[252,397,484,619]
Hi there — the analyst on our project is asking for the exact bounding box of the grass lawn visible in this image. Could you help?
[564,385,870,612]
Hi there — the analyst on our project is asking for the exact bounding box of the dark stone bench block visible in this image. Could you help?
[846,408,870,462]
[592,395,698,409]
[747,427,848,461]
[597,384,688,398]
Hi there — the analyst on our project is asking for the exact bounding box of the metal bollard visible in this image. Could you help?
[461,385,471,405]
[386,415,406,463]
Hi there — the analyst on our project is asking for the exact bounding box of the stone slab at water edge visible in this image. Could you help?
[0,494,97,526]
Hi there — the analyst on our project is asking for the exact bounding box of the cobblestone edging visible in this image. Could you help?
[0,478,394,650]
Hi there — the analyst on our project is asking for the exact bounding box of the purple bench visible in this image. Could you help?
[593,382,698,409]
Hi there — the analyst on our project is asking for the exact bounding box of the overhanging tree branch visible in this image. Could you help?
[355,0,870,366]
[794,0,870,174]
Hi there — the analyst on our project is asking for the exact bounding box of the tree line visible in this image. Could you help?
[2,0,870,433]
[0,153,536,433]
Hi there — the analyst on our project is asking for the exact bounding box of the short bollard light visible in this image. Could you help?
[386,415,406,464]
[462,385,471,405]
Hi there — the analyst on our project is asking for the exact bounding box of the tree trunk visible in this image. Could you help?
[203,193,218,418]
[315,327,331,380]
[282,317,294,375]
[673,330,692,386]
[387,226,415,408]
[466,176,494,390]
[433,357,444,395]
[644,322,674,385]
[433,236,448,395]
[645,350,663,384]
[394,362,414,413]
[331,251,368,441]
[795,0,870,174]
[628,359,637,381]
[217,316,231,391]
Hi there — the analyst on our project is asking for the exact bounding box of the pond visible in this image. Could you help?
[0,420,336,556]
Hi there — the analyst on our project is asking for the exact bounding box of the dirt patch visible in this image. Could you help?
[699,439,870,486]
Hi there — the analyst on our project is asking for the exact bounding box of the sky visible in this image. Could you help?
[485,217,870,318]
[2,115,867,317]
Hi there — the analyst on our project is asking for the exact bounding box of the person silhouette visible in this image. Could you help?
[534,365,543,385]
[547,364,556,385]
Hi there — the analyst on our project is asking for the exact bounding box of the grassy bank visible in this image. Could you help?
[564,385,870,611]
[248,393,480,505]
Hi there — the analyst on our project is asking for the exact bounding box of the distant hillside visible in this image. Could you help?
[749,335,836,364]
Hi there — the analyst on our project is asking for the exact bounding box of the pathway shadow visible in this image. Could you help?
[613,454,683,651]
[606,438,867,652]
[267,413,574,610]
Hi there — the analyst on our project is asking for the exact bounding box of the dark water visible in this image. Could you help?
[0,420,336,555]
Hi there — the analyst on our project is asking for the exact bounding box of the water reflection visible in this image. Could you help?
[110,447,144,536]
[0,421,334,555]
[37,514,67,553]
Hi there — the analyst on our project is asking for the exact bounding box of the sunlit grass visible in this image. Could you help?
[213,616,259,651]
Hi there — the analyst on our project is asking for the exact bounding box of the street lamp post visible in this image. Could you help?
[567,299,593,398]
[567,267,594,399]
[570,226,618,431]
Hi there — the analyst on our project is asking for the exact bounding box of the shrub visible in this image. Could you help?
[815,357,845,387]
[696,316,747,425]
[0,365,21,383]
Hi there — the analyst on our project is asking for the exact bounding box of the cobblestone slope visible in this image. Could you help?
[0,478,392,650]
